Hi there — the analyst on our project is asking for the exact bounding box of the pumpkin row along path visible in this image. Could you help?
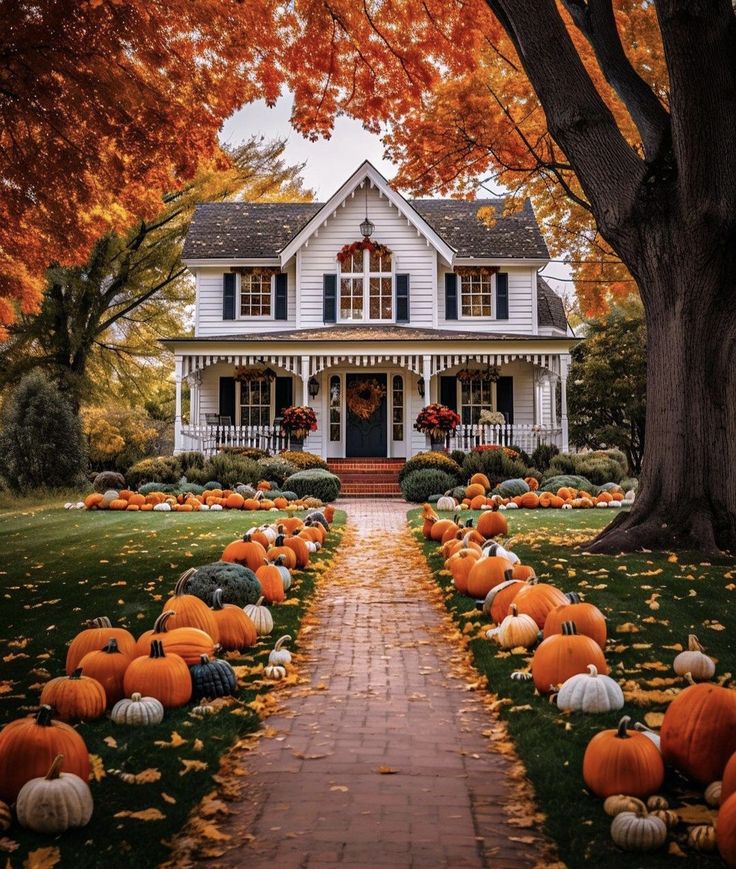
[187,500,550,869]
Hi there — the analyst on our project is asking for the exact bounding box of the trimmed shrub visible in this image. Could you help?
[203,481,223,490]
[0,372,87,491]
[177,451,206,473]
[398,451,463,485]
[544,451,625,485]
[461,449,531,487]
[401,469,457,503]
[284,469,341,502]
[187,454,260,487]
[93,470,126,493]
[449,449,467,467]
[620,477,639,492]
[178,482,205,495]
[538,474,598,495]
[530,443,559,472]
[218,446,269,461]
[127,456,181,489]
[257,456,299,487]
[187,562,262,607]
[280,490,298,501]
[279,450,330,470]
[509,444,532,466]
[138,482,176,495]
[544,453,578,478]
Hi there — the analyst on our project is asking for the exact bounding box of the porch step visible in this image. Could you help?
[340,483,403,496]
[329,457,405,498]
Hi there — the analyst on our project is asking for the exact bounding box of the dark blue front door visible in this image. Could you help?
[346,374,388,457]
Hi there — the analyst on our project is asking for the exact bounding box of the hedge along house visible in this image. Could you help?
[167,161,576,462]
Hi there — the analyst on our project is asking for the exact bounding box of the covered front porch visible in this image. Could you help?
[168,331,575,460]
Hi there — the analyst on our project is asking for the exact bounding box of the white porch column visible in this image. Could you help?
[560,354,570,452]
[174,355,183,453]
[422,354,432,406]
[301,355,310,405]
[533,373,542,424]
[189,369,202,426]
[548,376,557,428]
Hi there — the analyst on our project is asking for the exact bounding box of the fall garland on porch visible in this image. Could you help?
[336,239,392,265]
[346,377,387,421]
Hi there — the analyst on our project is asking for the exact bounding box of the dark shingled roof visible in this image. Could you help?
[183,197,549,261]
[537,275,568,332]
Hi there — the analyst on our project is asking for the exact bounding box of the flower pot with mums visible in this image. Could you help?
[281,406,318,451]
[414,404,461,452]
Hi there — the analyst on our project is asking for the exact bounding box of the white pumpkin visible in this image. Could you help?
[210,503,223,511]
[556,664,624,714]
[16,755,93,834]
[705,780,722,807]
[603,795,647,817]
[495,604,539,650]
[624,489,636,502]
[244,596,273,635]
[271,557,292,591]
[100,489,120,507]
[111,692,164,726]
[610,811,667,852]
[437,496,456,512]
[561,503,572,510]
[673,634,715,682]
[506,502,518,510]
[482,541,520,565]
[153,502,171,512]
[269,635,292,667]
[199,504,210,511]
[633,722,661,751]
[264,663,287,681]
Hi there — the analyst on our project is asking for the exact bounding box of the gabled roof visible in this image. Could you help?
[537,275,568,332]
[183,162,550,263]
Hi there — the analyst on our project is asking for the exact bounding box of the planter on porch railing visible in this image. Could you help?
[449,423,563,453]
[281,406,317,453]
[414,404,461,453]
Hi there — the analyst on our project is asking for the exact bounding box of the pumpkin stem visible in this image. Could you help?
[254,596,264,607]
[153,611,176,633]
[509,604,519,617]
[174,568,197,596]
[616,715,632,739]
[212,589,224,611]
[688,634,705,653]
[586,664,599,677]
[102,638,120,654]
[561,621,578,636]
[565,591,582,604]
[149,640,166,659]
[88,616,112,628]
[199,654,210,665]
[131,693,142,702]
[684,671,696,686]
[274,635,291,651]
[69,667,84,680]
[45,754,65,780]
[503,568,513,582]
[36,705,54,727]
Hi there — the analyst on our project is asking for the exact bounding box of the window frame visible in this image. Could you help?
[238,270,275,320]
[459,379,497,425]
[337,248,394,323]
[458,269,495,320]
[238,378,273,427]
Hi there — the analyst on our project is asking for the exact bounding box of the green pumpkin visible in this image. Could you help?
[538,474,598,495]
[493,478,530,498]
[189,655,236,700]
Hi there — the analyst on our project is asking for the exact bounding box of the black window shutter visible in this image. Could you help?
[496,376,514,423]
[445,272,458,320]
[274,377,293,417]
[222,273,236,320]
[395,274,410,323]
[218,377,236,423]
[274,273,288,320]
[323,274,337,323]
[496,272,509,320]
[440,376,457,411]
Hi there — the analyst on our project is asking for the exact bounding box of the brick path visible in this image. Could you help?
[206,500,547,868]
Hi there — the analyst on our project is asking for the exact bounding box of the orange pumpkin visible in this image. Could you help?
[519,492,539,509]
[243,498,261,511]
[123,640,192,709]
[221,539,268,572]
[465,483,486,499]
[255,563,287,604]
[140,503,154,511]
[484,579,524,624]
[225,493,245,509]
[279,517,304,534]
[281,535,310,568]
[430,518,456,542]
[524,476,539,491]
[466,556,513,598]
[660,682,736,785]
[543,601,607,650]
[513,580,568,628]
[299,526,324,544]
[724,752,736,805]
[78,638,132,705]
[0,706,90,803]
[84,493,104,509]
[718,792,736,867]
[469,473,491,490]
[538,492,553,508]
[162,569,219,642]
[447,550,481,595]
[66,616,136,674]
[557,487,575,500]
[324,505,335,523]
[583,715,665,798]
[40,668,106,721]
[268,545,297,570]
[476,509,508,539]
[511,563,536,581]
[273,497,289,509]
[421,503,438,538]
[128,493,145,507]
[532,621,607,694]
[135,610,215,665]
[109,499,128,510]
[256,480,272,491]
[210,589,257,651]
[469,494,488,510]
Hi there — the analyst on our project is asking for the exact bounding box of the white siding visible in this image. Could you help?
[437,265,538,333]
[298,186,437,328]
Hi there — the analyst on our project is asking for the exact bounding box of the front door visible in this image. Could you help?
[346,373,388,457]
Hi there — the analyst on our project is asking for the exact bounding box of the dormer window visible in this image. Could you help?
[460,268,494,318]
[240,268,274,317]
[338,246,393,322]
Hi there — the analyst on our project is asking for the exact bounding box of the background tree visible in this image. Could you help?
[0,372,86,491]
[569,303,646,475]
[0,138,312,410]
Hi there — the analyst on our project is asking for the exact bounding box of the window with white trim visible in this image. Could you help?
[460,380,493,424]
[392,375,404,441]
[329,375,341,442]
[460,270,493,318]
[240,269,272,317]
[339,249,393,321]
[240,379,271,426]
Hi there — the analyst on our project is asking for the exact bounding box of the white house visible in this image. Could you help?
[167,161,576,462]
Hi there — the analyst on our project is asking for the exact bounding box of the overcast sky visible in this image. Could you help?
[222,95,571,299]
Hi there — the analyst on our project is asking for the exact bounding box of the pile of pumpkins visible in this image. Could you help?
[435,473,631,511]
[0,510,333,838]
[80,486,333,514]
[423,502,736,863]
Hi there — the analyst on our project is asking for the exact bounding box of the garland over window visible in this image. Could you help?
[336,239,392,265]
[234,366,275,383]
[455,265,499,277]
[346,378,387,421]
[457,365,501,383]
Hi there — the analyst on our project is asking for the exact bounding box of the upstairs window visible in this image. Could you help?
[240,269,273,317]
[338,247,393,322]
[460,268,493,318]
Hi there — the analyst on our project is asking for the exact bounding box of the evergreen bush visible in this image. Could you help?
[279,450,330,470]
[257,456,299,486]
[283,469,341,502]
[401,469,457,503]
[461,449,531,487]
[92,470,126,493]
[397,451,463,484]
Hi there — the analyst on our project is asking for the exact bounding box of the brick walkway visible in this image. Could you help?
[205,501,547,868]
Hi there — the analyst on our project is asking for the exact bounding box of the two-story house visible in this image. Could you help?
[167,161,575,461]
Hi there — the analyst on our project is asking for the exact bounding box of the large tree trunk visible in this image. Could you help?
[588,225,736,555]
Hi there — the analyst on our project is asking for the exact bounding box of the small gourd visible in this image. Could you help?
[110,693,164,726]
[268,635,292,667]
[603,795,647,817]
[190,701,215,717]
[705,780,722,807]
[244,596,274,636]
[688,824,717,853]
[494,605,539,650]
[633,721,661,751]
[673,635,715,682]
[557,665,624,714]
[646,795,669,811]
[264,664,287,681]
[16,754,93,834]
[190,655,236,700]
[649,809,678,829]
[0,800,10,831]
[610,810,667,852]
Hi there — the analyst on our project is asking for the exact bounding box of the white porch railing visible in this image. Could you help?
[449,423,562,454]
[180,424,287,456]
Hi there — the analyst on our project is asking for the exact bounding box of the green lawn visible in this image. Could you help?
[0,503,344,867]
[409,506,736,868]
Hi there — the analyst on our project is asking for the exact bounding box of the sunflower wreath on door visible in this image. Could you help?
[346,378,387,421]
